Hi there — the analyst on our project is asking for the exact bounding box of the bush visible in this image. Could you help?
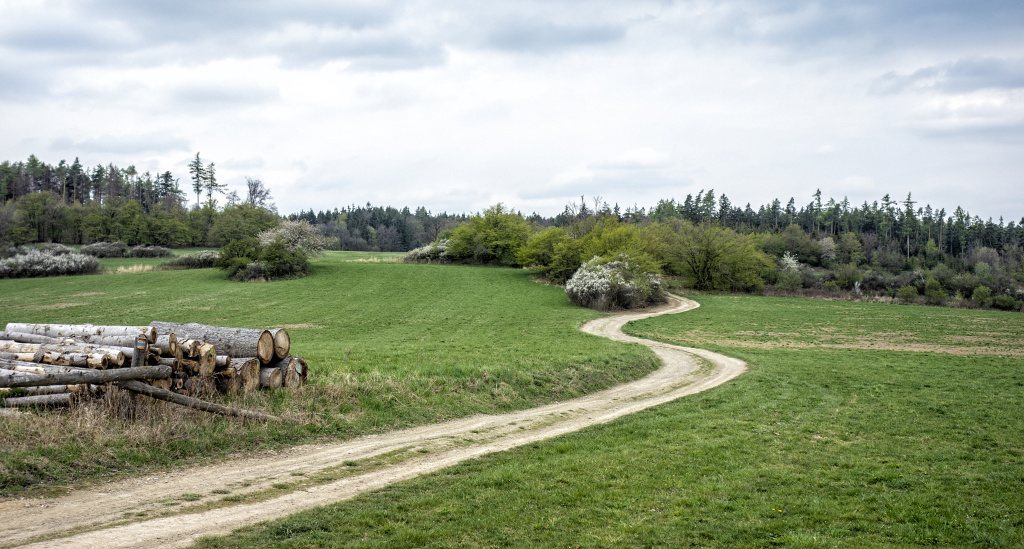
[859,270,891,293]
[972,285,993,307]
[259,238,309,279]
[404,240,450,263]
[258,220,327,256]
[38,243,74,256]
[128,245,173,258]
[832,263,861,291]
[896,285,919,303]
[991,294,1020,311]
[80,241,129,258]
[775,269,802,292]
[163,250,220,270]
[445,204,531,266]
[215,237,262,279]
[565,255,664,311]
[0,248,99,278]
[216,237,309,281]
[924,278,947,305]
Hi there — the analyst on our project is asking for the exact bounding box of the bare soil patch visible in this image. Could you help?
[2,295,746,549]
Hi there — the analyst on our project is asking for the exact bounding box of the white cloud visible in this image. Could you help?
[0,1,1022,219]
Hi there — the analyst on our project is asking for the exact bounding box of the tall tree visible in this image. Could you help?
[245,176,274,210]
[188,152,205,207]
[203,161,226,205]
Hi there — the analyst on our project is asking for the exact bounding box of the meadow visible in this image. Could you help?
[192,294,1024,548]
[0,252,656,495]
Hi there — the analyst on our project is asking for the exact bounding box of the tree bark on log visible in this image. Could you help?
[214,355,232,370]
[117,380,283,422]
[259,367,282,389]
[0,362,171,388]
[2,393,74,407]
[0,384,73,395]
[39,350,109,369]
[0,407,23,417]
[4,323,156,343]
[149,322,274,364]
[1,360,81,375]
[0,341,126,366]
[269,328,290,360]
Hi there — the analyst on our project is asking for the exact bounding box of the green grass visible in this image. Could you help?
[0,252,656,495]
[192,294,1024,548]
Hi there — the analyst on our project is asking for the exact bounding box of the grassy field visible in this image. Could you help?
[193,294,1024,548]
[0,253,656,496]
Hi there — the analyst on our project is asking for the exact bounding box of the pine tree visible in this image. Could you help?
[188,152,205,207]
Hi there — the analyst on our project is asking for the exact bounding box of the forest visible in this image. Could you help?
[2,153,1023,309]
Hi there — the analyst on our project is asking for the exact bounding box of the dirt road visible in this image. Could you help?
[1,295,746,548]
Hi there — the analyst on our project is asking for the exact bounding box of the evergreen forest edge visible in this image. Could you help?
[2,154,1023,310]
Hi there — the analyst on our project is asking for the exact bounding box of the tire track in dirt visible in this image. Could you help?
[3,294,745,549]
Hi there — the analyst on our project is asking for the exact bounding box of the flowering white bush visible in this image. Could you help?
[403,239,449,263]
[164,250,220,269]
[80,241,130,258]
[565,255,664,311]
[0,247,99,278]
[258,220,327,256]
[779,251,800,271]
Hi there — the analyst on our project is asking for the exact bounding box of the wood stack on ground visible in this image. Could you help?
[1,322,309,419]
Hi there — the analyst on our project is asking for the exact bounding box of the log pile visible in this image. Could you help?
[0,322,309,417]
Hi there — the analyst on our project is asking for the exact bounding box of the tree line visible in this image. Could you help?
[3,154,1023,308]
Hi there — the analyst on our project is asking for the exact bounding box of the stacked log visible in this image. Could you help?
[1,322,309,413]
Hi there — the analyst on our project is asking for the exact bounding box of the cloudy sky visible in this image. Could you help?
[2,1,1022,220]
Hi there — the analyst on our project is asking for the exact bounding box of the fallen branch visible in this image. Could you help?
[0,362,171,388]
[117,380,286,422]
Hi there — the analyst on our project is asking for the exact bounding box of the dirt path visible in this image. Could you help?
[2,295,746,549]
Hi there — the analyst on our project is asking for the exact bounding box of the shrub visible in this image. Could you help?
[896,285,919,303]
[216,237,309,281]
[404,240,450,263]
[80,241,129,258]
[0,248,99,278]
[924,278,947,305]
[565,255,664,311]
[258,220,327,256]
[445,204,531,266]
[832,263,861,291]
[775,269,803,292]
[991,294,1020,311]
[259,238,309,279]
[163,250,220,270]
[38,243,74,256]
[216,237,262,279]
[859,270,891,293]
[128,245,173,258]
[236,260,268,282]
[779,251,800,272]
[972,285,993,307]
[800,268,821,289]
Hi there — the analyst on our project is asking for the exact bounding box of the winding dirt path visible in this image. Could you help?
[1,295,745,549]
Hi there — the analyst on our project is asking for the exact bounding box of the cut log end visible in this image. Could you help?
[270,328,290,360]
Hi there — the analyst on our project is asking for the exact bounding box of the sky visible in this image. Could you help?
[1,0,1022,221]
